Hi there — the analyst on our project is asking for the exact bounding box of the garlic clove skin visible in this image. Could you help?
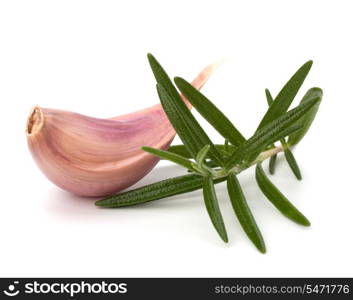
[26,63,216,197]
[27,106,173,197]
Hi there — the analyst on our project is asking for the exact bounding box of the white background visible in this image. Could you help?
[1,0,352,277]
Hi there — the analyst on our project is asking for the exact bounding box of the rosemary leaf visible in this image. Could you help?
[266,88,302,179]
[167,145,193,158]
[226,95,320,169]
[284,148,302,180]
[196,145,210,165]
[142,146,196,171]
[245,126,301,163]
[96,174,226,207]
[157,84,224,166]
[205,160,221,169]
[174,77,246,146]
[265,88,278,174]
[269,154,277,175]
[224,139,230,153]
[232,125,302,170]
[168,144,235,160]
[256,60,313,130]
[227,173,266,253]
[255,164,310,226]
[186,159,220,173]
[287,87,323,145]
[265,88,273,107]
[147,53,182,107]
[148,54,223,165]
[203,176,228,242]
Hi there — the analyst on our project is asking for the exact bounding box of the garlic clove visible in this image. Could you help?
[26,63,216,197]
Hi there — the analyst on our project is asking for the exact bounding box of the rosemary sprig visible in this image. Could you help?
[96,54,323,253]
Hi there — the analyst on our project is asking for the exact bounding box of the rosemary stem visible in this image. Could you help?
[252,144,285,165]
[220,144,286,179]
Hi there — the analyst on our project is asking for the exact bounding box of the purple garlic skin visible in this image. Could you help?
[26,64,216,197]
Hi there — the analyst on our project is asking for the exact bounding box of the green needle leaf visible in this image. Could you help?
[284,148,302,180]
[167,145,193,158]
[269,154,277,175]
[224,139,230,153]
[148,54,223,165]
[244,125,301,162]
[231,125,302,170]
[203,176,229,242]
[257,60,313,130]
[96,174,226,207]
[142,146,196,171]
[266,88,302,179]
[168,144,236,160]
[265,88,278,174]
[174,77,246,146]
[205,160,220,169]
[287,87,323,145]
[147,53,182,106]
[265,88,273,106]
[255,163,310,226]
[227,173,266,253]
[157,84,224,166]
[226,95,320,169]
[196,145,210,165]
